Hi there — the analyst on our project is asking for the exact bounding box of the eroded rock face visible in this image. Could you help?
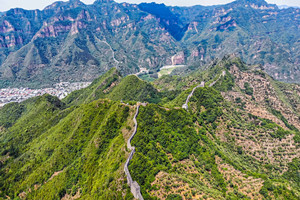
[0,0,299,87]
[172,52,185,65]
[0,20,15,33]
[0,1,177,88]
[0,34,24,48]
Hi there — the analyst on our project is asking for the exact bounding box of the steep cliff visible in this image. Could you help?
[0,0,299,88]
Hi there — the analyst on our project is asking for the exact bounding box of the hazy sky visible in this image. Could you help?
[0,0,299,12]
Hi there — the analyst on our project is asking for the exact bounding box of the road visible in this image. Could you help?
[94,37,119,65]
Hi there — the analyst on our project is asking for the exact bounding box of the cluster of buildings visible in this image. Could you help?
[0,82,91,107]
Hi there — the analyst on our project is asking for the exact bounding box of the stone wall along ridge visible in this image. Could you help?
[124,103,144,200]
[182,71,226,110]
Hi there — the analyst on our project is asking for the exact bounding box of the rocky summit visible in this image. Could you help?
[0,0,299,88]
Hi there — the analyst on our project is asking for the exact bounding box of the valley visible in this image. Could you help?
[158,65,186,78]
[0,82,91,107]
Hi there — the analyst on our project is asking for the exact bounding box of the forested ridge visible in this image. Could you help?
[0,57,299,199]
[0,0,300,88]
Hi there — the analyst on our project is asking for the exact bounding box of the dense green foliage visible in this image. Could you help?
[0,99,132,199]
[270,108,299,132]
[0,0,300,88]
[108,75,160,103]
[259,180,298,200]
[0,102,25,128]
[0,59,299,199]
[129,105,227,199]
[243,82,254,96]
[224,57,249,72]
[63,68,122,106]
[283,158,300,188]
[0,95,67,158]
[166,194,182,200]
[191,87,223,124]
[212,72,235,92]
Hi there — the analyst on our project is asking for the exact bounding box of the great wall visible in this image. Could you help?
[182,81,205,110]
[124,71,226,199]
[124,103,145,200]
[182,71,225,110]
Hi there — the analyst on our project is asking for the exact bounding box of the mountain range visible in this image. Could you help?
[0,0,299,88]
[278,5,300,9]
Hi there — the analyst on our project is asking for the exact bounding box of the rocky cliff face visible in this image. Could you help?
[179,0,300,83]
[0,0,177,88]
[0,0,299,88]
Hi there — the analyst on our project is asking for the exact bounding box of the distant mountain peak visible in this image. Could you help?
[94,0,115,4]
[68,0,85,6]
[232,0,277,9]
[236,0,268,4]
[278,5,300,9]
[44,0,85,10]
[0,0,299,87]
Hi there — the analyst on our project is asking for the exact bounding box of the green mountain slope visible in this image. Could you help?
[108,75,160,103]
[128,58,300,199]
[63,68,161,106]
[0,59,299,199]
[0,98,134,199]
[62,67,122,106]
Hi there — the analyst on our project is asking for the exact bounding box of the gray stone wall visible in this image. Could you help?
[124,104,144,200]
[209,71,226,87]
[183,81,205,110]
[183,71,225,109]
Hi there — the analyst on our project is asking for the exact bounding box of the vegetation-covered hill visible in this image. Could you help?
[130,57,300,199]
[62,67,122,106]
[0,0,299,88]
[0,57,299,199]
[107,75,160,103]
[0,97,135,199]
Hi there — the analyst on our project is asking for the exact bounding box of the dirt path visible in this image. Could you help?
[94,37,119,64]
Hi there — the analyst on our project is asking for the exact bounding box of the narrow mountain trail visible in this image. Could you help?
[124,103,145,200]
[95,37,119,64]
[183,71,225,110]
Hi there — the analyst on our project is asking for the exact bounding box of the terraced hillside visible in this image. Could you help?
[0,57,299,199]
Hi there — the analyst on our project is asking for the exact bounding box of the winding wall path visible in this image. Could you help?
[209,71,226,87]
[182,81,205,109]
[124,71,226,198]
[124,104,144,200]
[182,71,225,110]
